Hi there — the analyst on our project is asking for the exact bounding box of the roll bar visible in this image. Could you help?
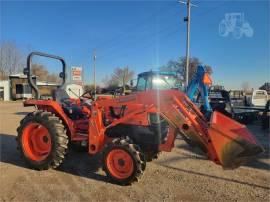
[24,52,66,99]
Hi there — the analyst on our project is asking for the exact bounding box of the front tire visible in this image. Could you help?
[145,150,159,162]
[103,138,146,185]
[16,110,68,170]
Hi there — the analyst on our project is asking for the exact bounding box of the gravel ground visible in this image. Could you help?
[0,102,269,202]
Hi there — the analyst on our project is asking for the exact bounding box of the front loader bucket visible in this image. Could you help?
[208,111,264,169]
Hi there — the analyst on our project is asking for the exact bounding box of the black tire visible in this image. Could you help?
[102,137,146,185]
[145,150,159,162]
[16,110,68,170]
[262,100,270,130]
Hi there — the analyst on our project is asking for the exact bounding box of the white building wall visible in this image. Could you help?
[0,80,11,101]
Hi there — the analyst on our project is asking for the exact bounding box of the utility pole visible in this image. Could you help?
[93,49,97,99]
[185,0,191,87]
[178,0,197,87]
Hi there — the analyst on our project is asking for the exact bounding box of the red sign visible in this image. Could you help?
[71,67,82,81]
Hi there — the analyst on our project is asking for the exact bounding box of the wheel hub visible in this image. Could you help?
[118,159,125,167]
[106,149,134,179]
[43,135,49,143]
[22,123,52,161]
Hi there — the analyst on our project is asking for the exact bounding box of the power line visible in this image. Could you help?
[96,1,230,67]
[97,1,229,62]
[94,4,180,51]
[96,8,183,58]
[101,26,183,65]
[98,19,185,60]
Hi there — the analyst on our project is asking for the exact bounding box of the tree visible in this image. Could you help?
[84,84,102,94]
[0,41,62,83]
[102,75,119,88]
[160,57,213,83]
[204,65,213,74]
[32,64,48,81]
[0,41,24,80]
[32,64,60,83]
[104,67,134,91]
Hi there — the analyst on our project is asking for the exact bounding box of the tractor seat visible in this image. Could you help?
[52,89,84,120]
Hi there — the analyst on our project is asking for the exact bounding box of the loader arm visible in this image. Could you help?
[90,89,263,169]
[134,90,264,169]
[186,65,212,114]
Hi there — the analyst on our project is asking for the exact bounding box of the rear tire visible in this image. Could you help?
[103,137,146,185]
[16,110,68,170]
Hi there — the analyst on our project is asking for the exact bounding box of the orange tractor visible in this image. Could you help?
[17,52,263,185]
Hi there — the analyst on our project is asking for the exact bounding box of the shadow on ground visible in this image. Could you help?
[157,163,270,191]
[0,133,108,183]
[159,135,270,191]
[175,133,270,171]
[1,131,269,186]
[14,112,30,116]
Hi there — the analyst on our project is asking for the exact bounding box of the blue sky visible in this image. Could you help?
[1,0,269,89]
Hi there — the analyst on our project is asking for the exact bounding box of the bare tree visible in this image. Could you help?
[0,41,24,79]
[84,84,102,94]
[160,57,213,83]
[102,75,118,88]
[32,64,60,83]
[204,65,213,75]
[104,67,134,91]
[241,81,250,92]
[32,64,49,81]
[183,57,202,82]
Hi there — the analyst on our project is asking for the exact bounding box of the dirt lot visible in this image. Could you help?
[0,102,269,202]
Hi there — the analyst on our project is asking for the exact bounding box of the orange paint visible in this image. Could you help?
[22,123,52,161]
[106,149,134,179]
